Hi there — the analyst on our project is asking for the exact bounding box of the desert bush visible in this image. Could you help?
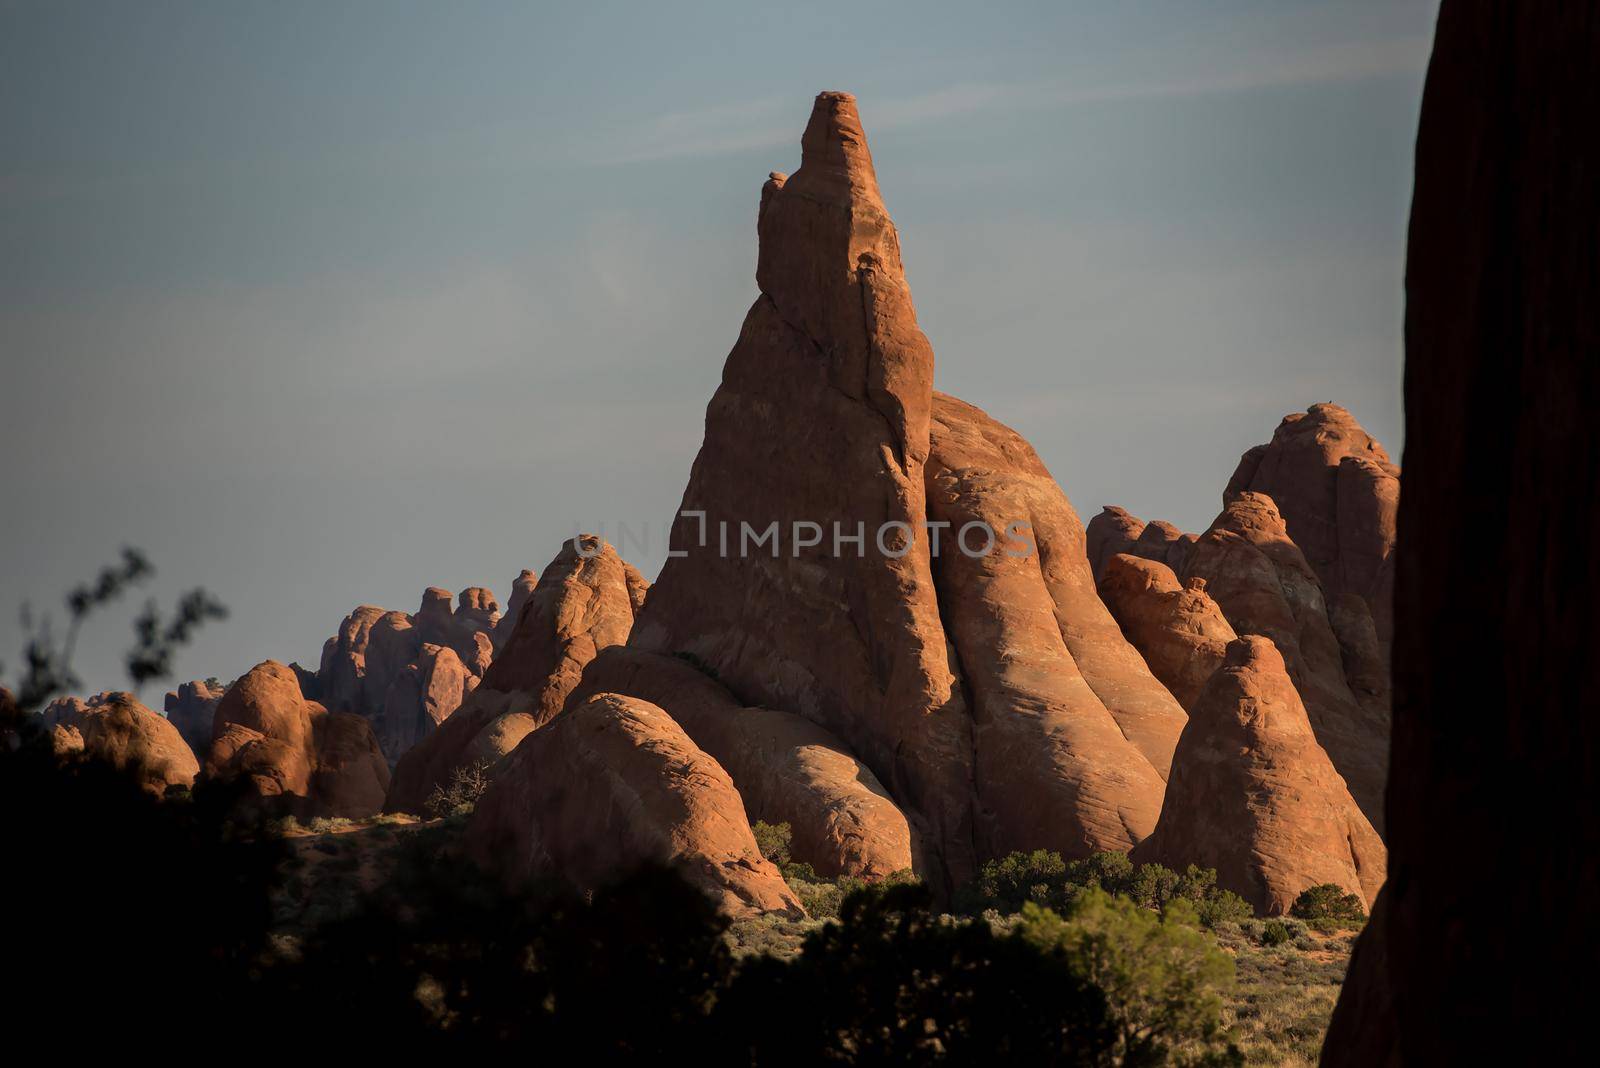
[962,850,1256,929]
[424,760,492,818]
[751,819,792,865]
[1017,890,1240,1065]
[1290,883,1367,925]
[1260,919,1292,947]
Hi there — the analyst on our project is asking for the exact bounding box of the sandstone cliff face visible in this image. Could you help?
[1324,7,1600,1063]
[1180,492,1388,827]
[570,646,914,880]
[205,660,389,818]
[385,536,644,814]
[924,392,1178,858]
[1133,637,1384,916]
[1097,554,1236,711]
[41,691,199,795]
[163,679,224,756]
[466,692,804,918]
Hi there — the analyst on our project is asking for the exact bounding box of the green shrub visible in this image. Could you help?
[751,820,792,866]
[1018,889,1240,1064]
[961,850,1257,929]
[1259,919,1292,946]
[1290,883,1367,924]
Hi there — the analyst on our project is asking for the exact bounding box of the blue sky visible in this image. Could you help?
[1,0,1437,697]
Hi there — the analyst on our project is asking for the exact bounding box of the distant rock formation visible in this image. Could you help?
[492,569,538,650]
[315,585,505,762]
[1325,6,1600,1062]
[466,692,804,918]
[163,679,224,756]
[1133,637,1385,915]
[1086,508,1196,583]
[205,660,389,818]
[1097,554,1236,710]
[570,646,914,880]
[41,691,198,796]
[385,536,645,814]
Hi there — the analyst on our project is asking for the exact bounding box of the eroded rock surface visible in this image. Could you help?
[163,679,225,757]
[1180,492,1388,826]
[1133,636,1384,915]
[205,660,389,818]
[924,392,1178,858]
[385,536,644,814]
[42,691,199,795]
[570,646,914,879]
[1098,554,1236,710]
[466,692,804,918]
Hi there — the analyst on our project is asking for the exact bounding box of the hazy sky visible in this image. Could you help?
[2,0,1437,699]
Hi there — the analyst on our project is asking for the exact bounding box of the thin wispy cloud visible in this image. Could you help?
[588,34,1430,167]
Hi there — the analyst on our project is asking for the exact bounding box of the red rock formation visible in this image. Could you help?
[205,660,389,818]
[1224,404,1398,670]
[1132,637,1384,915]
[41,691,198,795]
[1086,506,1145,581]
[163,679,224,756]
[385,536,644,814]
[924,392,1178,857]
[1324,6,1600,1063]
[570,646,914,879]
[466,692,804,918]
[492,568,538,650]
[1086,506,1196,582]
[315,583,508,762]
[1098,554,1236,710]
[1180,492,1387,827]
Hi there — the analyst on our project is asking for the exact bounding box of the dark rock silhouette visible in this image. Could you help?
[1323,6,1600,1063]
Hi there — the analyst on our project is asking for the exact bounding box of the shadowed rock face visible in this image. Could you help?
[1226,406,1397,642]
[42,691,199,796]
[925,392,1178,857]
[163,679,224,757]
[1324,6,1600,1064]
[385,536,645,814]
[1180,493,1388,828]
[628,92,976,886]
[466,692,804,919]
[1133,636,1385,916]
[1098,554,1236,711]
[204,660,389,818]
[569,646,914,880]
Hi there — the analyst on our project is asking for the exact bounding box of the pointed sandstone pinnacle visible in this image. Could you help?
[630,92,973,885]
[1133,636,1386,916]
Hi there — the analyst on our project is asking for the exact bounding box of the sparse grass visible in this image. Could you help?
[1215,922,1355,1065]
